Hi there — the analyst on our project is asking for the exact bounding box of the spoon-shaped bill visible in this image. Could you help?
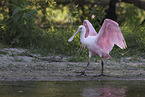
[68,29,79,42]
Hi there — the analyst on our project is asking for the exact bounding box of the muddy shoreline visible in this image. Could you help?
[0,48,145,81]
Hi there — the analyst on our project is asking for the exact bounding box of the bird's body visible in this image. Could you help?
[81,34,110,59]
[68,19,127,76]
[80,34,104,58]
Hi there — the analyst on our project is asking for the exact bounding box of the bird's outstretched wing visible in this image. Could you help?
[96,19,127,54]
[83,20,97,38]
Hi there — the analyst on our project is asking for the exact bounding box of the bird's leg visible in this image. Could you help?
[94,58,106,77]
[77,51,92,76]
[100,59,105,76]
[79,61,90,76]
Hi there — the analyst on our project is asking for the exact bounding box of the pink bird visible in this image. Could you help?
[68,19,127,76]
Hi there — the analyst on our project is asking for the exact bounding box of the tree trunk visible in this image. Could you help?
[8,0,13,17]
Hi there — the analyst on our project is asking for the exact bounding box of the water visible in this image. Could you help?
[0,80,145,97]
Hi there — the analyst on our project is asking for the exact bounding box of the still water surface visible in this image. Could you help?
[0,80,145,97]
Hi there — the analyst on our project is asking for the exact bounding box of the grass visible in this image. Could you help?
[0,15,144,62]
[0,23,144,63]
[0,1,144,62]
[41,23,145,61]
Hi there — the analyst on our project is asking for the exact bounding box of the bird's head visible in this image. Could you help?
[68,25,86,42]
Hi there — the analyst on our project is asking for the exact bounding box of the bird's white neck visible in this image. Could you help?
[80,29,87,45]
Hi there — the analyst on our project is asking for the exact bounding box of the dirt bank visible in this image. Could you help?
[0,48,145,81]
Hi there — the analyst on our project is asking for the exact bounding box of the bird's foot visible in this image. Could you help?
[76,71,87,76]
[93,74,108,77]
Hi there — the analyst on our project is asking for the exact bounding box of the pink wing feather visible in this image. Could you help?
[83,20,97,38]
[97,19,127,54]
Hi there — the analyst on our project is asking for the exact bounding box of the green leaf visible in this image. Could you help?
[14,14,21,23]
[23,12,27,20]
[13,7,20,16]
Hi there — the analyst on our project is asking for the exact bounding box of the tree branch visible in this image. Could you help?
[121,0,145,10]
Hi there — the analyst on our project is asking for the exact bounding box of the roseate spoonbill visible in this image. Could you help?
[68,19,127,76]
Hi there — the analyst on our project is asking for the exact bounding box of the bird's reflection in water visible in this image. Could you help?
[81,81,127,97]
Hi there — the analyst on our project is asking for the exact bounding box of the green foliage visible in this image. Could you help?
[33,26,78,54]
[90,7,106,29]
[121,4,144,26]
[0,0,144,61]
[123,26,145,51]
[4,1,43,47]
[120,4,145,56]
